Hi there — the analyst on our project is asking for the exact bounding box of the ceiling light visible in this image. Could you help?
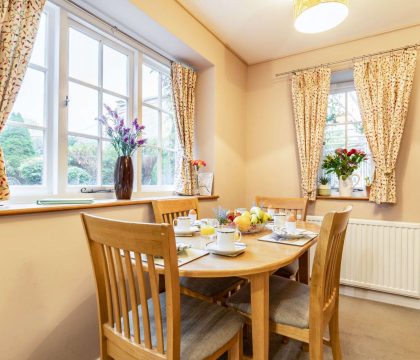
[294,0,349,34]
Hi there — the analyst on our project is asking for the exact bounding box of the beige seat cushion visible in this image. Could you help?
[180,276,241,297]
[126,293,244,359]
[227,275,310,329]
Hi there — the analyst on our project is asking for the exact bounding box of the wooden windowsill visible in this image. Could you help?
[0,195,219,217]
[316,191,369,201]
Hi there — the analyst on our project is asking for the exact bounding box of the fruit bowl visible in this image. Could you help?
[242,223,266,234]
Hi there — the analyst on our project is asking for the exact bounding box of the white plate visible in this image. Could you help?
[174,226,200,236]
[206,242,246,257]
[273,227,306,239]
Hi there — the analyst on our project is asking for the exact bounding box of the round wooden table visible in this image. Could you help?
[175,221,320,360]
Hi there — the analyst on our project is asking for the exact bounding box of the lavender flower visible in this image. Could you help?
[98,104,147,157]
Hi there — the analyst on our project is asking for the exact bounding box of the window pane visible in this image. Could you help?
[141,146,158,185]
[103,45,128,96]
[142,64,159,107]
[102,141,118,185]
[11,68,45,126]
[69,28,99,85]
[162,150,175,185]
[103,93,127,120]
[348,91,362,123]
[68,82,98,136]
[30,13,47,67]
[142,106,159,146]
[67,136,98,185]
[0,126,44,186]
[162,73,173,113]
[327,93,345,124]
[162,113,176,149]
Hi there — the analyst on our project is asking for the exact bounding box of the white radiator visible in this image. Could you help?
[307,216,420,298]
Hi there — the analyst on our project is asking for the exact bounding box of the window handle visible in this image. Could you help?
[64,95,70,107]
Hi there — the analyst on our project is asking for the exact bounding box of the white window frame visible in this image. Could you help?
[59,17,135,194]
[320,81,373,190]
[141,56,176,193]
[6,4,57,198]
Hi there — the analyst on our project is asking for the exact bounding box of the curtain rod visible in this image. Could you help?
[61,0,176,64]
[274,42,420,79]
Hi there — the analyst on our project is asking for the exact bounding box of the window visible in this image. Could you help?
[0,12,50,194]
[319,72,373,190]
[66,24,132,188]
[0,1,178,200]
[141,59,177,190]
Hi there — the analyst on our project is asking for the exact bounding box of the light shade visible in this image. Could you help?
[294,0,349,34]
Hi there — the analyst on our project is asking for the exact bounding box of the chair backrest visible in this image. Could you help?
[255,196,309,220]
[309,206,352,326]
[81,213,181,359]
[152,197,199,224]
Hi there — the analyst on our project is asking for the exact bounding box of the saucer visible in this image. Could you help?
[206,242,246,257]
[174,226,200,236]
[273,227,305,239]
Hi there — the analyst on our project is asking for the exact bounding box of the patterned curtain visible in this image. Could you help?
[354,50,417,204]
[0,0,46,200]
[292,67,331,200]
[171,62,197,195]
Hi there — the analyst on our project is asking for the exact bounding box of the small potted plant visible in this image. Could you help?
[365,176,372,198]
[318,176,331,196]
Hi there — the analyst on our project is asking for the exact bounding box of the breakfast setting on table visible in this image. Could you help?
[169,205,320,267]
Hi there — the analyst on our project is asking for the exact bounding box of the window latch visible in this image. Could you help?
[64,95,70,107]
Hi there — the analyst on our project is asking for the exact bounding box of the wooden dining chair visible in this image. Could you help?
[227,206,352,360]
[255,196,309,220]
[81,213,244,360]
[256,196,309,280]
[152,198,244,303]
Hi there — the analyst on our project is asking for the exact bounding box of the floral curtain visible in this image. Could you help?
[171,62,197,195]
[292,67,331,200]
[354,50,417,204]
[0,0,46,200]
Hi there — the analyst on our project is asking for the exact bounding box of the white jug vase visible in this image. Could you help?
[339,174,360,197]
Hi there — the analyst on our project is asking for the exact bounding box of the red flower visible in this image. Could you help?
[347,149,356,156]
[342,148,348,155]
[335,148,343,154]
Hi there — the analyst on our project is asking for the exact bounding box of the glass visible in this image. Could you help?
[11,68,45,126]
[347,91,362,123]
[30,13,47,67]
[142,64,159,107]
[0,126,44,186]
[162,113,176,149]
[103,45,128,96]
[142,106,159,146]
[200,218,219,236]
[69,28,99,85]
[102,141,118,185]
[141,146,158,185]
[326,93,345,123]
[162,150,175,185]
[68,82,98,136]
[102,94,128,137]
[67,136,98,185]
[162,73,173,112]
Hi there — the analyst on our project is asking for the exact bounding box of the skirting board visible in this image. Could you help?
[340,285,420,310]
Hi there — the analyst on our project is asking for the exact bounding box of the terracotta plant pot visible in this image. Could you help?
[114,156,134,200]
[365,185,371,198]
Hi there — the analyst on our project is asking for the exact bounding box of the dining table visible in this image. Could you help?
[174,220,320,360]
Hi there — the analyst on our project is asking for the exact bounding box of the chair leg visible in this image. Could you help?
[329,308,342,360]
[309,331,323,360]
[228,328,243,360]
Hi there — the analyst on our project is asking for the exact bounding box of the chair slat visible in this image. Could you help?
[105,245,122,333]
[100,244,114,326]
[124,250,140,344]
[147,254,164,354]
[115,248,130,339]
[134,252,152,349]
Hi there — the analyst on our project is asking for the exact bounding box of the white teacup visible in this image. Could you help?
[173,216,191,231]
[273,213,286,227]
[189,213,197,225]
[216,228,242,252]
[285,221,297,234]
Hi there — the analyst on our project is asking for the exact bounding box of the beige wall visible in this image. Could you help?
[246,25,420,222]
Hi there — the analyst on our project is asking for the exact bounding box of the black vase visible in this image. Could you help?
[114,156,134,200]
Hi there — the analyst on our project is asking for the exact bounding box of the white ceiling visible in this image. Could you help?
[178,0,420,64]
